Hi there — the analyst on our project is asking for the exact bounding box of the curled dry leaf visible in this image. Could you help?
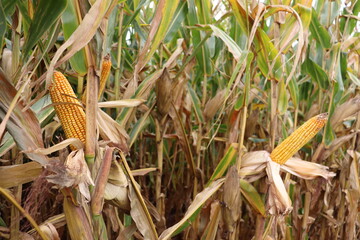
[39,222,60,240]
[105,159,130,211]
[156,68,173,118]
[108,159,128,187]
[347,150,360,193]
[159,178,225,240]
[46,149,94,200]
[116,224,137,240]
[129,182,157,240]
[63,196,94,240]
[282,157,335,180]
[266,159,292,215]
[331,96,360,128]
[201,201,221,240]
[131,167,157,176]
[239,150,268,181]
[97,109,129,152]
[0,162,42,188]
[1,48,12,77]
[0,69,48,164]
[222,166,241,234]
[28,138,84,155]
[240,150,335,215]
[305,103,320,120]
[105,182,130,211]
[322,132,358,159]
[203,89,226,121]
[46,0,113,86]
[98,99,146,108]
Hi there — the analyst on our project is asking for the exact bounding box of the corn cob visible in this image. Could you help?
[98,54,111,99]
[270,113,328,165]
[81,54,112,102]
[50,71,86,148]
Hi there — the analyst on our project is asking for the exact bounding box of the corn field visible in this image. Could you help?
[0,0,359,239]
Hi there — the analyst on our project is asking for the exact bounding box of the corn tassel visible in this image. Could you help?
[270,113,327,165]
[50,71,86,148]
[82,55,112,102]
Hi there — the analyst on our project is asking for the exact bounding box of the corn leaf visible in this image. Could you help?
[188,84,205,123]
[188,0,212,74]
[22,0,67,58]
[0,70,48,164]
[0,2,6,52]
[309,8,331,49]
[159,178,225,240]
[239,179,266,216]
[209,25,242,61]
[302,58,329,89]
[61,0,87,75]
[136,0,180,71]
[207,143,238,186]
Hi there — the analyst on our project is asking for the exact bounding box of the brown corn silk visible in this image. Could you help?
[270,113,328,165]
[50,71,86,148]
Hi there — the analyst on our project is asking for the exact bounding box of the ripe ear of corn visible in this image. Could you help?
[50,71,86,148]
[270,113,328,165]
[98,54,111,100]
[81,55,112,102]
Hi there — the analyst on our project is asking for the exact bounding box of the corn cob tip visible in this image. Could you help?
[317,112,328,121]
[312,113,328,130]
[103,54,110,61]
[50,71,62,88]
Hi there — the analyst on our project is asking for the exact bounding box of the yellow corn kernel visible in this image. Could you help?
[98,54,111,99]
[81,55,112,102]
[50,71,86,148]
[270,113,328,165]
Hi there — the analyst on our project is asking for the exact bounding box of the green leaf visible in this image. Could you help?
[302,58,329,89]
[278,80,288,115]
[187,0,212,74]
[243,52,254,106]
[129,107,152,148]
[228,0,249,34]
[239,179,266,217]
[61,0,87,74]
[254,29,283,81]
[279,4,311,53]
[30,95,54,124]
[188,84,205,123]
[0,1,6,52]
[0,215,6,227]
[207,143,238,186]
[324,81,343,146]
[23,0,67,58]
[340,0,360,35]
[309,8,331,49]
[348,71,360,87]
[329,43,344,91]
[0,132,14,158]
[137,0,180,71]
[195,0,212,25]
[117,69,163,125]
[209,25,242,61]
[1,0,17,15]
[164,1,188,42]
[288,77,299,108]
